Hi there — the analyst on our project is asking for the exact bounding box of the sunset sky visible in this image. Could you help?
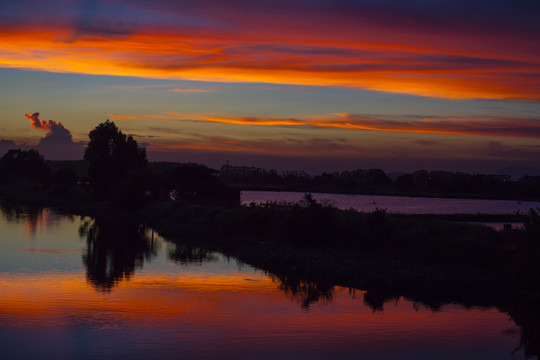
[1,0,539,173]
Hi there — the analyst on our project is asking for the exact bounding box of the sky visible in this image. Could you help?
[1,0,539,174]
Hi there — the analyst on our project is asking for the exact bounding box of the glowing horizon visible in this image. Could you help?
[1,0,539,173]
[1,2,539,101]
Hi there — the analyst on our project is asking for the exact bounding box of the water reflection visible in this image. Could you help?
[270,271,540,358]
[77,219,540,358]
[0,200,70,235]
[502,298,540,359]
[1,203,538,359]
[79,219,159,291]
[271,274,334,309]
[168,243,217,265]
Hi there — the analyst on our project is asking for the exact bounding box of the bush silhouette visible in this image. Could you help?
[0,149,50,183]
[160,163,232,204]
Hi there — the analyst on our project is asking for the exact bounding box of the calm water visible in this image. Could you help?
[0,204,530,359]
[242,190,540,214]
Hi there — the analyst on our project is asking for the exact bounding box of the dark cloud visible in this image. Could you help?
[67,0,140,42]
[484,141,540,160]
[4,0,539,41]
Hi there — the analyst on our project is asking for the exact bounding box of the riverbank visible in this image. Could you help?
[1,181,539,294]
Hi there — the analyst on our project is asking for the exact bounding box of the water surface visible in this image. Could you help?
[0,204,530,359]
[241,190,540,214]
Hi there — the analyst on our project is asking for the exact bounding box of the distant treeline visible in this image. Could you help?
[11,157,540,200]
[220,164,540,200]
[3,151,539,201]
[36,160,540,200]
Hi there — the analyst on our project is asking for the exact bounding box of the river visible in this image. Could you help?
[241,190,540,214]
[0,203,533,359]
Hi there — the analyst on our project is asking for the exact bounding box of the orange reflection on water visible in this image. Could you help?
[0,270,515,347]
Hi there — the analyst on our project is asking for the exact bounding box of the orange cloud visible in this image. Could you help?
[1,13,539,100]
[109,112,540,139]
[105,84,210,92]
[25,112,55,131]
[148,136,362,157]
[171,88,209,93]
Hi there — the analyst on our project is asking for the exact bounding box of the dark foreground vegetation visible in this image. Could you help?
[1,120,540,357]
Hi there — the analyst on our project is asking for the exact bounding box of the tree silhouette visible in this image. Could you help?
[84,120,147,198]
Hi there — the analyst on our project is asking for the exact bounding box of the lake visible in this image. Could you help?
[0,203,533,359]
[241,190,540,214]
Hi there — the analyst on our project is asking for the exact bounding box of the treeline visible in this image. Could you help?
[0,121,238,207]
[2,117,539,203]
[220,164,540,200]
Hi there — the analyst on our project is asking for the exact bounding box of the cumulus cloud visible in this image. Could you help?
[25,112,73,140]
[24,112,84,160]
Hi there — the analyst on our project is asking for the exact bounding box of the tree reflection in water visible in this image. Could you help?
[270,274,334,309]
[79,219,159,291]
[0,201,71,235]
[274,275,538,357]
[74,216,540,357]
[168,243,217,265]
[0,201,41,223]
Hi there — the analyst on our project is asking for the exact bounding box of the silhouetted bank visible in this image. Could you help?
[220,164,540,201]
[1,148,539,298]
[2,164,538,297]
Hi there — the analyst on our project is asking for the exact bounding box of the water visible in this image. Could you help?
[241,190,540,214]
[0,204,531,359]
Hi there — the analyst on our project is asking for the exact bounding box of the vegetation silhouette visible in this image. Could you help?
[159,163,235,205]
[79,219,158,292]
[0,149,50,184]
[270,274,334,309]
[84,120,147,199]
[168,243,217,265]
[525,208,540,238]
[221,164,540,200]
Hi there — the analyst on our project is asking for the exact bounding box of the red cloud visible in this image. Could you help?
[23,112,83,160]
[2,1,540,101]
[109,112,540,139]
[24,112,69,134]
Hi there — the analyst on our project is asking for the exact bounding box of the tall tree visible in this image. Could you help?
[84,120,147,198]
